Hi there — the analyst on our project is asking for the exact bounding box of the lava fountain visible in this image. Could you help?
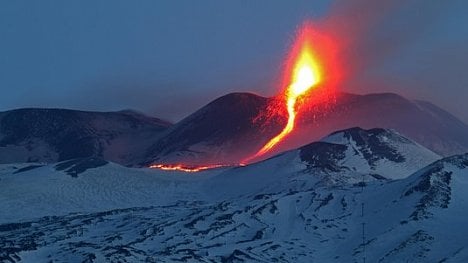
[243,22,326,163]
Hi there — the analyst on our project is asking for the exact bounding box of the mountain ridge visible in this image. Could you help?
[1,91,467,167]
[0,108,171,165]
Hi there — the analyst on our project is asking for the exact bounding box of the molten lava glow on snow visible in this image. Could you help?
[247,22,324,161]
[149,164,227,172]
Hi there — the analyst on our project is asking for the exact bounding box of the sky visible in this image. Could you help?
[1,0,467,123]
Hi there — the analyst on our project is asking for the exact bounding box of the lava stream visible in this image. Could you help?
[149,164,228,172]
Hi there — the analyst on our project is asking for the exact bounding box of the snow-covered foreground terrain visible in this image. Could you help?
[0,160,219,224]
[1,128,467,262]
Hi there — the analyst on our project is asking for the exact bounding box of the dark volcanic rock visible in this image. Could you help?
[300,142,348,172]
[144,92,287,165]
[328,127,407,166]
[403,153,468,220]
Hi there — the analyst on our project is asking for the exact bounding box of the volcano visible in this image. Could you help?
[143,91,468,166]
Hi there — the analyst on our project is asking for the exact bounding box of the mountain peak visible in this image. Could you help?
[322,127,411,164]
[299,127,440,179]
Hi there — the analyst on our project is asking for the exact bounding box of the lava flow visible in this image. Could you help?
[149,164,228,173]
[243,22,325,163]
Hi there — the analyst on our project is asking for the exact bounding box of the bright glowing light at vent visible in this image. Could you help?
[245,23,323,161]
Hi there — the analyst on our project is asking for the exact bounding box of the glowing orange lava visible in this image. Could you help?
[245,22,324,162]
[150,21,341,172]
[149,164,228,173]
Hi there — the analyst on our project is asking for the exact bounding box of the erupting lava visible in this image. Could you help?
[150,21,339,172]
[244,22,324,162]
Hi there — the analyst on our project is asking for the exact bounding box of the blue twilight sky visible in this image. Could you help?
[1,0,467,123]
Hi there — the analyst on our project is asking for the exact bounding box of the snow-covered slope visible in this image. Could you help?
[0,158,223,224]
[0,109,171,165]
[3,127,435,223]
[1,130,465,262]
[0,153,467,262]
[318,127,440,179]
[206,127,440,199]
